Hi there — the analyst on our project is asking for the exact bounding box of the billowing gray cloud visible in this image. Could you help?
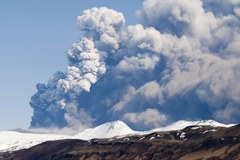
[123,109,167,130]
[77,7,125,52]
[30,0,240,131]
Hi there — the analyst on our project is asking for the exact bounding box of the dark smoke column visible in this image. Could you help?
[29,7,125,129]
[30,72,68,128]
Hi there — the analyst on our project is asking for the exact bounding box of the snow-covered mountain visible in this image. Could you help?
[74,120,135,140]
[0,120,235,152]
[151,120,235,132]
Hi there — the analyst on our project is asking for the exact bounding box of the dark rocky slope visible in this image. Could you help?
[1,125,240,160]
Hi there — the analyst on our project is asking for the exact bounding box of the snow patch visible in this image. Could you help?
[180,132,186,139]
[149,137,155,140]
[202,129,217,134]
[191,126,201,130]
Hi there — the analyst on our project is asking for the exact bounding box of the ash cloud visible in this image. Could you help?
[30,1,240,131]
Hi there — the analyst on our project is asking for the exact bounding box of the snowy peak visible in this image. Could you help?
[153,120,235,132]
[194,120,235,127]
[74,121,135,140]
[103,120,130,129]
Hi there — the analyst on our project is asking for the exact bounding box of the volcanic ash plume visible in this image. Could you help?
[30,1,240,131]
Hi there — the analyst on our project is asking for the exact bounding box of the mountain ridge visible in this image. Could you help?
[0,119,236,152]
[1,123,239,160]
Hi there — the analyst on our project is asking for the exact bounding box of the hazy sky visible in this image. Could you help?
[0,0,142,130]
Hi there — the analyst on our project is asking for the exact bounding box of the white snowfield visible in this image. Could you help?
[0,131,66,152]
[0,120,235,152]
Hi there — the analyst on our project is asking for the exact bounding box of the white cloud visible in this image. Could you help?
[77,7,125,51]
[64,103,94,130]
[59,37,106,92]
[138,0,215,40]
[116,54,159,72]
[112,86,136,112]
[123,109,167,128]
[214,104,240,122]
[139,81,162,99]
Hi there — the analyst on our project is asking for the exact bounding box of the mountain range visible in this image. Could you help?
[1,121,239,159]
[0,120,235,153]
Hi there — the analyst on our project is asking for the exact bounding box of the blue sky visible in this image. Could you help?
[0,0,142,130]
